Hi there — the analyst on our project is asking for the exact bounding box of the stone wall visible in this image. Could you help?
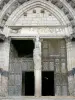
[0,38,10,96]
[15,7,60,26]
[70,42,75,95]
[66,40,75,96]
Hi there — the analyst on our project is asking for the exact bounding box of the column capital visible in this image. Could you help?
[33,35,42,42]
[65,36,71,43]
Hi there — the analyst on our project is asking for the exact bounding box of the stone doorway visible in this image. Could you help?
[8,39,34,96]
[11,40,34,57]
[22,71,34,96]
[42,71,54,96]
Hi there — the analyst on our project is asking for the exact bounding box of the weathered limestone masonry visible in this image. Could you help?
[66,38,75,96]
[66,38,74,95]
[0,0,75,99]
[8,39,34,96]
[0,38,10,96]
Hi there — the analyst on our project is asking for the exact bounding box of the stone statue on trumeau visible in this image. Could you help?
[33,36,41,70]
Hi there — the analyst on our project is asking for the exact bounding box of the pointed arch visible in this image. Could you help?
[6,0,70,26]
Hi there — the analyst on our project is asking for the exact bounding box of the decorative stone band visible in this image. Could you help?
[7,25,72,38]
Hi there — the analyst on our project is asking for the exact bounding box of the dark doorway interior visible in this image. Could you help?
[11,40,34,57]
[42,71,54,96]
[22,72,25,96]
[72,38,75,41]
[22,72,34,96]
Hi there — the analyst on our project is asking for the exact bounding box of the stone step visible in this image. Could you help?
[0,96,75,100]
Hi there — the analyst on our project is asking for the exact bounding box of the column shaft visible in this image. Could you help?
[35,70,41,96]
[33,37,42,97]
[66,38,74,95]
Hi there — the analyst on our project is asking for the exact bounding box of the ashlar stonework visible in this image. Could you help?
[0,0,75,100]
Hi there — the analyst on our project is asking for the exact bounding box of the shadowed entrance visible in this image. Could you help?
[42,71,54,96]
[11,40,34,57]
[22,72,34,96]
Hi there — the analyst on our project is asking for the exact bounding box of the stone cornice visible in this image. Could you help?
[8,24,71,29]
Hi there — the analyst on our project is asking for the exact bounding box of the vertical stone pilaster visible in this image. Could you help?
[66,38,74,95]
[0,38,10,96]
[70,41,75,96]
[34,70,41,96]
[33,36,42,97]
[0,69,2,96]
[72,68,75,96]
[66,38,72,71]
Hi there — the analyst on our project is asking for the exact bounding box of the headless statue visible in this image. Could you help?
[33,36,41,70]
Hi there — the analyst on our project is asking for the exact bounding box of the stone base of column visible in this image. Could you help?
[35,70,41,97]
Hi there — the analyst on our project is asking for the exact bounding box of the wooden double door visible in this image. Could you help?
[42,39,68,96]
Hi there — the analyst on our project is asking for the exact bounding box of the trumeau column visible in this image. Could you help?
[0,38,10,96]
[33,36,42,97]
[66,38,74,95]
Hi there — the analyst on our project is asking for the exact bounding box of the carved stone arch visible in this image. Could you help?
[0,0,19,24]
[0,0,74,31]
[5,0,70,25]
[1,0,72,37]
[0,0,75,29]
[66,0,75,9]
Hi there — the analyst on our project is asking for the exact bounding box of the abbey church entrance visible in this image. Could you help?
[0,0,74,97]
[8,38,68,96]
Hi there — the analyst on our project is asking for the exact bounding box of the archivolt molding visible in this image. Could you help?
[0,0,74,35]
[0,0,10,10]
[0,0,75,22]
[1,0,72,38]
[60,0,75,17]
[66,0,75,9]
[0,0,18,22]
[6,0,70,25]
[1,0,74,22]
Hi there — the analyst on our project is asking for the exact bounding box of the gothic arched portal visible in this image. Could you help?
[0,0,75,97]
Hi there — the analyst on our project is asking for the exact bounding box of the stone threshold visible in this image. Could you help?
[0,96,75,99]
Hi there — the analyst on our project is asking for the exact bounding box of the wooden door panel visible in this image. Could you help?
[42,39,68,96]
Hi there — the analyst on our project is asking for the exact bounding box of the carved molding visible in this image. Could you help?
[0,0,74,36]
[0,0,74,26]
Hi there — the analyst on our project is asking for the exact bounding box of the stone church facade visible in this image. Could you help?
[0,0,75,99]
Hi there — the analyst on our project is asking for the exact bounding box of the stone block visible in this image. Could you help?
[8,74,15,86]
[14,85,21,96]
[8,86,15,96]
[15,74,21,85]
